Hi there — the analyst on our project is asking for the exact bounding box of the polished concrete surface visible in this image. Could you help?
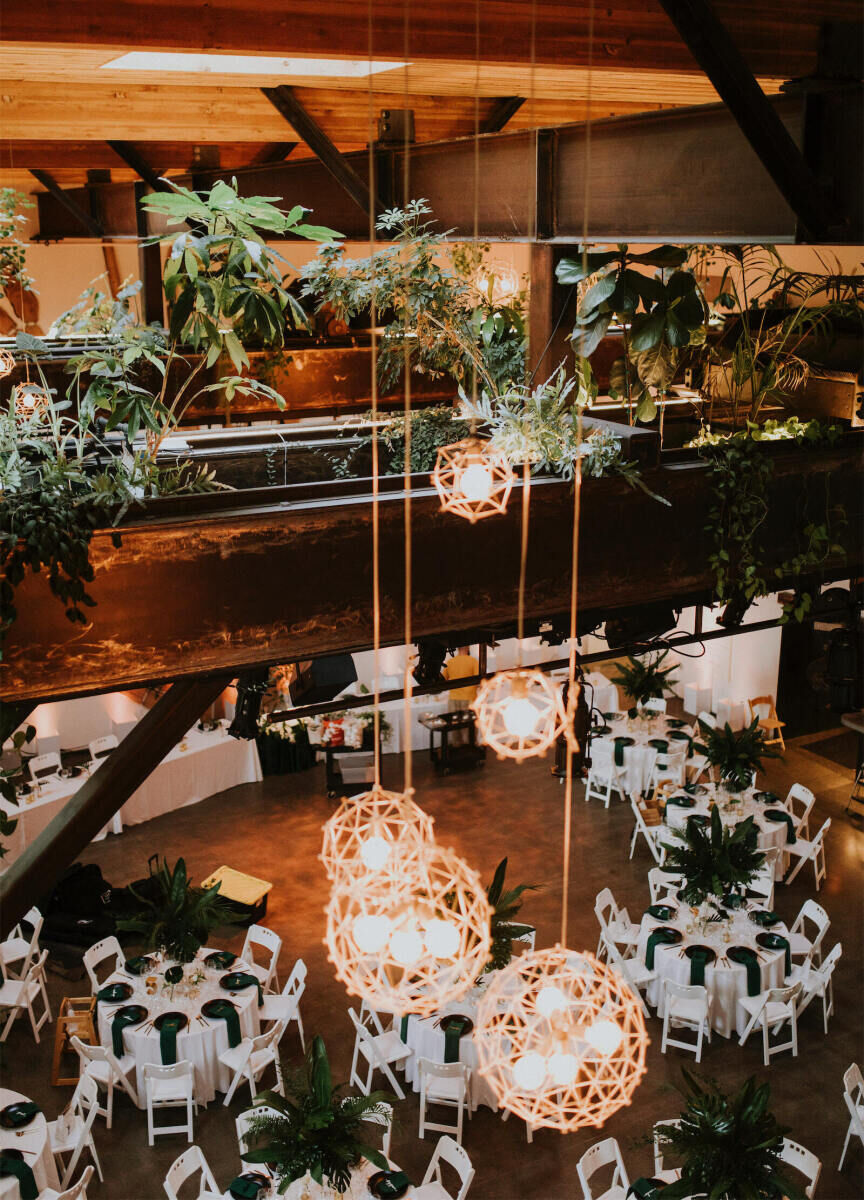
[3,728,862,1199]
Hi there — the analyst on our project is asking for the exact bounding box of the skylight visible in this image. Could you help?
[101,52,409,77]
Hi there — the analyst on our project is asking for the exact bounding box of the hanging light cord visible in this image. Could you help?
[367,0,382,786]
[401,0,415,794]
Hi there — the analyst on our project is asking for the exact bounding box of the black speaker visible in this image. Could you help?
[289,655,358,707]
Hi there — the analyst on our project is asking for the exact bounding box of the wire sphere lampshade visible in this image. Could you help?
[12,382,51,415]
[474,946,648,1132]
[472,668,566,761]
[321,784,435,884]
[431,436,514,524]
[325,842,492,1016]
[0,348,15,379]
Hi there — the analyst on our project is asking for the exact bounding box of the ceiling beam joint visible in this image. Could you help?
[481,96,526,134]
[29,168,104,239]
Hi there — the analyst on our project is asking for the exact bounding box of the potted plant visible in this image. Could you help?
[241,1036,392,1194]
[661,806,765,905]
[696,716,781,793]
[484,857,538,973]
[611,649,678,710]
[117,856,233,962]
[656,1070,806,1199]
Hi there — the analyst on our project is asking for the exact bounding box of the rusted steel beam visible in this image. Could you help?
[0,675,231,936]
[2,437,861,704]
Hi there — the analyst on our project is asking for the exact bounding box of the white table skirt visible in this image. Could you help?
[0,728,262,865]
[664,786,788,879]
[400,984,498,1112]
[0,1087,60,1199]
[594,714,694,796]
[97,950,261,1106]
[637,906,788,1038]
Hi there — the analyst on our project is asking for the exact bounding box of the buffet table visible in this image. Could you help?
[0,1087,60,1199]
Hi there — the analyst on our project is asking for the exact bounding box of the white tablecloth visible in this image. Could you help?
[401,981,498,1112]
[637,903,788,1038]
[0,1087,60,1199]
[664,785,789,879]
[222,1158,417,1200]
[0,728,262,865]
[97,948,261,1106]
[594,714,694,796]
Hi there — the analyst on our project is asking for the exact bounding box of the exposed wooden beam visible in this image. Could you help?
[657,0,837,238]
[250,141,299,166]
[0,703,35,746]
[28,168,104,238]
[0,675,232,936]
[106,140,173,193]
[262,86,375,217]
[481,96,526,133]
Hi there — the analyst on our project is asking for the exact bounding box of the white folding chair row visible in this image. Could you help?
[779,1138,821,1198]
[786,783,815,840]
[48,1073,104,1189]
[240,923,282,993]
[787,899,830,966]
[791,941,842,1034]
[143,1060,197,1146]
[660,979,711,1064]
[738,982,803,1066]
[163,1145,222,1199]
[259,957,306,1049]
[0,905,43,978]
[594,888,639,963]
[418,1058,471,1146]
[71,1035,139,1127]
[220,1019,287,1107]
[83,935,125,994]
[412,1135,474,1200]
[0,948,52,1043]
[39,1164,95,1200]
[577,1135,630,1199]
[584,740,626,808]
[839,1062,864,1170]
[783,818,830,891]
[648,868,682,905]
[349,1004,413,1100]
[629,796,667,865]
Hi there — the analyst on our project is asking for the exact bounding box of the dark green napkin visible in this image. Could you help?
[0,1155,38,1200]
[764,809,796,843]
[373,1171,413,1198]
[164,965,184,985]
[204,999,242,1047]
[1,1102,39,1127]
[399,1015,410,1042]
[222,972,264,1006]
[205,950,237,969]
[614,735,635,766]
[442,1016,471,1063]
[722,892,744,910]
[228,1177,262,1199]
[628,707,639,719]
[749,910,781,928]
[111,1007,146,1058]
[649,738,669,753]
[687,813,710,829]
[683,782,707,795]
[754,790,780,803]
[665,794,695,809]
[158,1014,185,1064]
[668,730,694,753]
[757,932,791,976]
[645,927,682,969]
[125,956,152,975]
[602,711,621,720]
[686,944,716,986]
[666,718,688,729]
[646,904,676,922]
[727,946,761,996]
[627,1180,667,1199]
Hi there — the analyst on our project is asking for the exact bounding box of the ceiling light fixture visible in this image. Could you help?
[101,52,410,77]
[320,784,435,884]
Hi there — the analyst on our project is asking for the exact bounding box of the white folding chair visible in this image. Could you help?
[0,948,52,1042]
[738,983,802,1065]
[792,941,841,1034]
[648,868,682,905]
[660,980,711,1064]
[604,938,655,1016]
[38,1164,95,1200]
[787,899,830,966]
[653,1119,680,1175]
[650,743,687,794]
[88,734,118,763]
[642,697,667,714]
[348,1006,413,1100]
[584,739,626,808]
[219,1020,286,1107]
[83,936,124,993]
[785,784,815,840]
[784,819,830,890]
[779,1138,821,1198]
[629,796,666,865]
[48,1074,104,1189]
[235,1104,283,1157]
[28,751,62,782]
[0,905,43,978]
[748,854,777,909]
[143,1060,197,1145]
[594,888,639,963]
[163,1145,222,1199]
[363,1101,394,1162]
[412,1135,475,1200]
[239,924,282,993]
[70,1035,139,1128]
[259,957,306,1049]
[418,1059,471,1146]
[576,1136,630,1200]
[697,710,717,730]
[839,1063,864,1171]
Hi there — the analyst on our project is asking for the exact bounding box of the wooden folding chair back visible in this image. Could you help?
[52,996,97,1086]
[748,695,785,751]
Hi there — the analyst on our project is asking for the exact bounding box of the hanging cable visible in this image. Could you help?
[367,0,382,785]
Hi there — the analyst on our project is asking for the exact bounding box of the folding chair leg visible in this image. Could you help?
[295,1010,306,1052]
[839,1125,853,1171]
[0,1006,19,1042]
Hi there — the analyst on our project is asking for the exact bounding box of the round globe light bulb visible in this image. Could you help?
[359,835,391,872]
[501,696,540,738]
[512,1052,547,1092]
[548,1051,580,1086]
[390,928,425,966]
[584,1018,623,1056]
[423,918,461,960]
[535,984,569,1019]
[459,461,493,503]
[352,914,392,954]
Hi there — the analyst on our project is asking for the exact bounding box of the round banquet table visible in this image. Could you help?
[0,1088,60,1199]
[400,981,498,1112]
[637,901,789,1038]
[97,948,261,1105]
[222,1158,419,1199]
[594,711,693,795]
[663,784,789,879]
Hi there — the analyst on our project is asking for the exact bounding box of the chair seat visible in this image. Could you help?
[739,996,792,1022]
[48,1115,86,1154]
[411,1184,453,1200]
[621,962,655,990]
[607,921,639,946]
[426,1076,466,1103]
[0,937,28,964]
[218,1041,252,1072]
[365,1030,413,1064]
[259,996,296,1022]
[84,1054,136,1084]
[242,963,270,986]
[668,999,707,1025]
[148,1077,192,1102]
[250,1048,276,1074]
[787,933,812,957]
[0,979,29,1006]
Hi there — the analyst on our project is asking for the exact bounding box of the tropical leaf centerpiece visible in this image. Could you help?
[242,1036,391,1193]
[696,716,782,792]
[117,856,233,962]
[662,806,765,905]
[656,1070,806,1199]
[484,857,538,973]
[611,650,678,709]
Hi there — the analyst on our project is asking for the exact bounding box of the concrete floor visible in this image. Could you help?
[3,728,863,1199]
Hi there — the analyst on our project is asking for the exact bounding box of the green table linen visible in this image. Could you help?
[686,945,716,985]
[645,927,682,969]
[614,736,635,766]
[157,1014,186,1065]
[441,1016,472,1063]
[764,809,796,843]
[221,972,264,1006]
[756,932,792,976]
[204,999,242,1047]
[111,1007,147,1058]
[0,1154,38,1200]
[228,1177,262,1199]
[727,946,761,995]
[627,1180,667,1199]
[373,1171,413,1198]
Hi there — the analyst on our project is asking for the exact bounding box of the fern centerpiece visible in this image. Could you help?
[117,856,233,962]
[696,716,781,793]
[484,857,538,973]
[656,1071,806,1200]
[242,1036,392,1193]
[611,649,678,709]
[662,806,765,905]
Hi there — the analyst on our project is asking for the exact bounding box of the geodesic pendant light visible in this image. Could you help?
[431,436,514,524]
[320,784,435,884]
[0,348,15,379]
[471,667,565,761]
